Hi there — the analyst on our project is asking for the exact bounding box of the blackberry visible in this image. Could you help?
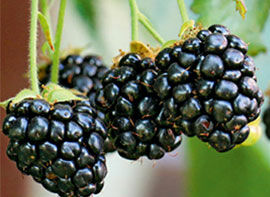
[153,43,204,138]
[2,99,108,196]
[95,53,182,160]
[183,24,263,152]
[39,54,116,153]
[263,104,270,139]
[39,55,108,118]
[114,24,263,153]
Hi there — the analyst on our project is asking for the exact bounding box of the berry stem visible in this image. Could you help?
[129,0,139,41]
[29,0,40,94]
[51,0,67,84]
[138,13,165,45]
[177,0,189,23]
[129,0,165,45]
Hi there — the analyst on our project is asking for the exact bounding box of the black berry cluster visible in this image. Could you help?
[96,24,264,157]
[39,55,109,119]
[263,104,270,139]
[158,24,263,152]
[2,99,107,197]
[95,54,182,160]
[39,54,115,153]
[154,39,202,138]
[192,25,264,151]
[0,23,266,197]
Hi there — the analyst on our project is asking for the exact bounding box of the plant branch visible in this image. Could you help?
[177,0,189,23]
[29,0,40,94]
[138,12,165,45]
[129,0,139,41]
[51,0,67,84]
[129,0,165,45]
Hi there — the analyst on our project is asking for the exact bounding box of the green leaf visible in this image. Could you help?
[41,42,54,59]
[0,89,38,109]
[0,98,12,109]
[11,89,38,104]
[191,0,270,56]
[38,12,55,51]
[187,138,270,197]
[42,83,84,104]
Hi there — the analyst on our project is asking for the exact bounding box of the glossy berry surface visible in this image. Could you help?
[119,24,263,153]
[154,43,205,139]
[39,55,108,118]
[2,99,108,197]
[95,53,183,160]
[151,24,263,153]
[152,38,204,139]
[39,54,116,153]
[190,24,263,152]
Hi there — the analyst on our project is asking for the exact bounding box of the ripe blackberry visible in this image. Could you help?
[153,45,202,138]
[187,24,263,152]
[39,55,108,119]
[95,53,182,160]
[124,24,263,153]
[2,99,107,196]
[39,54,115,153]
[263,104,270,139]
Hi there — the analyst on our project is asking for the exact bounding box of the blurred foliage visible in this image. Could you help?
[192,0,270,56]
[187,139,270,197]
[70,0,108,57]
[71,0,97,34]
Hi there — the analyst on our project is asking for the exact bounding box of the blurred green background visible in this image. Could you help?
[28,0,270,196]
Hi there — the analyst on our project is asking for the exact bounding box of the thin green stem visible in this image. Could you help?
[177,0,189,23]
[138,13,165,45]
[129,0,139,41]
[29,0,40,94]
[40,0,51,28]
[51,0,67,84]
